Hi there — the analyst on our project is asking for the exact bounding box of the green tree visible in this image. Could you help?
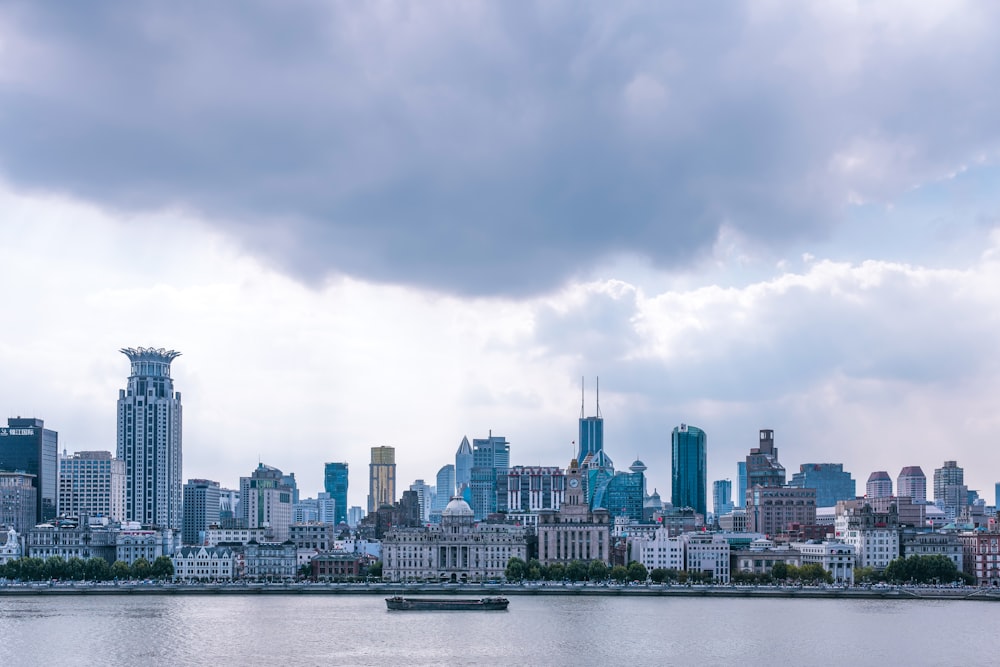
[20,557,45,582]
[566,560,588,582]
[546,563,566,581]
[526,558,542,581]
[367,561,383,579]
[610,565,628,583]
[771,561,788,581]
[627,561,648,583]
[587,560,609,582]
[505,557,526,582]
[111,560,131,580]
[85,557,111,581]
[65,557,87,581]
[130,557,151,580]
[43,556,66,581]
[151,556,175,580]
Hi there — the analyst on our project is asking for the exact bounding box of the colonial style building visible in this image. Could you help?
[0,526,21,564]
[901,531,963,571]
[747,486,817,537]
[793,541,855,584]
[634,529,685,571]
[684,533,731,583]
[243,541,297,581]
[537,459,611,565]
[172,546,236,581]
[834,500,900,570]
[381,497,527,583]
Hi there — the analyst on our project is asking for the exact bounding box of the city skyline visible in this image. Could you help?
[2,5,1000,511]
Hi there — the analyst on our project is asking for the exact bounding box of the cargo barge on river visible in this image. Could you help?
[385,595,509,611]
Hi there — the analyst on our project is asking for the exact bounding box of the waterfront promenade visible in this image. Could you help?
[2,581,998,601]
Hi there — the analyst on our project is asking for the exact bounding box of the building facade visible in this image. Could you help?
[182,478,221,545]
[323,462,349,525]
[788,463,856,508]
[672,424,707,517]
[834,501,900,570]
[503,466,564,514]
[866,471,893,499]
[713,479,734,518]
[172,546,236,581]
[58,450,126,522]
[0,417,58,523]
[793,541,855,584]
[536,459,611,565]
[469,433,510,520]
[455,437,473,492]
[897,466,927,504]
[745,429,785,494]
[381,498,528,583]
[240,464,294,542]
[747,486,817,537]
[368,446,396,513]
[0,471,37,533]
[116,347,183,530]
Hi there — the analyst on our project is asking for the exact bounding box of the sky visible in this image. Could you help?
[1,2,999,510]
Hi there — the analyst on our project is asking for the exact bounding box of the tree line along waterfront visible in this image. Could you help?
[0,553,970,588]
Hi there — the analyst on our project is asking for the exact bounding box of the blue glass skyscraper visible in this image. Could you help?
[324,462,349,525]
[671,424,707,516]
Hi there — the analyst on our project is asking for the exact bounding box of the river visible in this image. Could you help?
[1,594,994,666]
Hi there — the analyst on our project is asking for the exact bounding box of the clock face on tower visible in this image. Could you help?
[569,478,579,488]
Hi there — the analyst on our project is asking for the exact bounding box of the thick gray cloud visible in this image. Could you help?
[2,2,1000,294]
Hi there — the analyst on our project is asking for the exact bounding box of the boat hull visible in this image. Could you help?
[385,596,509,611]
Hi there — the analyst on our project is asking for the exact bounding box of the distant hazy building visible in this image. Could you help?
[745,429,785,493]
[219,488,240,524]
[788,463,856,508]
[432,464,456,515]
[470,433,510,520]
[0,472,36,533]
[737,462,747,509]
[0,417,58,523]
[323,462,349,525]
[866,471,893,499]
[347,506,364,528]
[58,450,126,522]
[713,479,734,518]
[368,446,396,513]
[455,437,473,492]
[182,478,221,545]
[897,466,927,504]
[409,479,432,522]
[672,424,707,517]
[116,347,183,530]
[240,463,294,542]
[934,460,967,520]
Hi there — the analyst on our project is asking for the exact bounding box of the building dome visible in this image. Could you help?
[441,497,474,517]
[630,459,647,473]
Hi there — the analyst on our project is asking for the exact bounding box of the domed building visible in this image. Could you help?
[381,497,527,583]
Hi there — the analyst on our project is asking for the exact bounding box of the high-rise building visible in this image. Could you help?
[0,471,36,532]
[409,479,432,522]
[0,417,58,522]
[323,462,349,525]
[503,466,564,515]
[577,378,605,464]
[747,485,817,536]
[897,466,927,504]
[599,463,646,522]
[866,471,893,499]
[470,433,510,520]
[933,460,967,521]
[713,479,733,517]
[368,446,396,513]
[240,463,294,542]
[455,437,473,492]
[433,464,456,515]
[219,488,240,525]
[182,478,220,545]
[671,424,707,516]
[58,451,126,522]
[116,347,183,530]
[788,463,856,507]
[737,461,747,508]
[746,429,785,490]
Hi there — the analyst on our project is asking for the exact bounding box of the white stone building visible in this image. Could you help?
[172,546,236,581]
[793,541,855,584]
[634,528,685,571]
[683,533,731,583]
[58,450,126,523]
[381,498,527,583]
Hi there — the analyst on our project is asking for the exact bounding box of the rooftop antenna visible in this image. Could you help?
[580,376,585,419]
[596,376,602,419]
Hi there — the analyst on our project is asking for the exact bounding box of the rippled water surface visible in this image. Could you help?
[1,594,994,666]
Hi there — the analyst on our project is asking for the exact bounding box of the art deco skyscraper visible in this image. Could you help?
[368,446,396,513]
[116,347,183,530]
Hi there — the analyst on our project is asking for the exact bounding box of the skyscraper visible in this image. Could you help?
[324,462,349,525]
[577,378,612,469]
[737,461,747,508]
[788,463,856,507]
[746,429,786,489]
[117,347,183,530]
[933,460,967,520]
[866,471,893,499]
[432,464,456,514]
[470,433,510,520]
[368,446,396,513]
[240,463,294,541]
[59,450,126,522]
[897,466,927,504]
[182,478,220,545]
[455,437,473,492]
[671,424,707,516]
[713,479,733,517]
[0,417,58,522]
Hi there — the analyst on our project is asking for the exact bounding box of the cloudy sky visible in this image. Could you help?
[2,2,999,510]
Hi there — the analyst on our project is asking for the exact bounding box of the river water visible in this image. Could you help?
[0,594,994,666]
